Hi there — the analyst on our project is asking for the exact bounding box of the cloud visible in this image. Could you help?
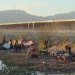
[0,1,50,16]
[12,2,48,10]
[6,2,49,16]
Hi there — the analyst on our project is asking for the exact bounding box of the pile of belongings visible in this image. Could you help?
[54,51,70,62]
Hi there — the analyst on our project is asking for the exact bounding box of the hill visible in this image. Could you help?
[0,10,75,23]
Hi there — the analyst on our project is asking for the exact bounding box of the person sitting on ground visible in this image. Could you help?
[26,45,33,58]
[31,47,38,58]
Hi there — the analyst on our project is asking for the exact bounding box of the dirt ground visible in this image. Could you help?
[0,50,75,73]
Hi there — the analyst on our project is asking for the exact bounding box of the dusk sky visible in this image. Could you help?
[0,0,75,16]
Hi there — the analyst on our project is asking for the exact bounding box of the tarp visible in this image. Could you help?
[3,43,10,49]
[63,53,70,57]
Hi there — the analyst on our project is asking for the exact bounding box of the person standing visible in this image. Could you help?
[65,45,68,52]
[14,40,18,53]
[44,40,48,49]
[68,45,72,55]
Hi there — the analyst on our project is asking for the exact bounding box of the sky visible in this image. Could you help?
[0,0,75,16]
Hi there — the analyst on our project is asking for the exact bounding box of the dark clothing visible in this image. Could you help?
[18,44,22,53]
[10,43,13,49]
[65,45,68,52]
[68,46,71,55]
[14,44,18,52]
[14,41,18,53]
[44,40,48,49]
[65,45,72,55]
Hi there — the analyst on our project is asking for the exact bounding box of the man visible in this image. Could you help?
[65,44,71,54]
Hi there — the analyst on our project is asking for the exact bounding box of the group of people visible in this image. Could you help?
[0,36,52,59]
[2,36,73,60]
[1,38,24,53]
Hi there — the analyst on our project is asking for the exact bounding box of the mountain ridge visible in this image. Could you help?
[0,10,75,23]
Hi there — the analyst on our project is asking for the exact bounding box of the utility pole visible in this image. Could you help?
[28,22,29,29]
[33,21,34,29]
